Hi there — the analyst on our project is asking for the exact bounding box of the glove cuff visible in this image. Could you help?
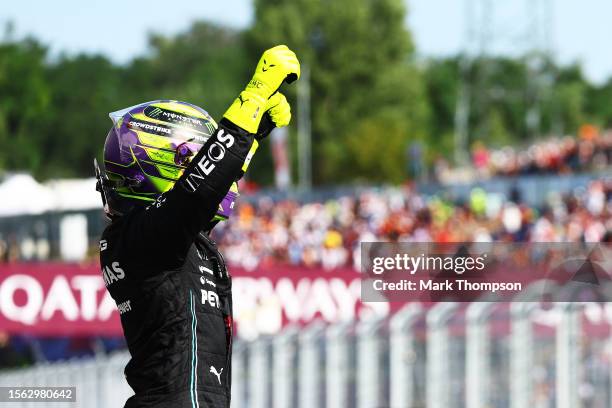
[223,90,268,134]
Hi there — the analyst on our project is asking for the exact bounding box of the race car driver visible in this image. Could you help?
[95,45,300,408]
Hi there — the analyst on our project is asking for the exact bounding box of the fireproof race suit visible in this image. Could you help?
[100,119,255,408]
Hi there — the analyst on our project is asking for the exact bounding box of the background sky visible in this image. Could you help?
[2,0,612,84]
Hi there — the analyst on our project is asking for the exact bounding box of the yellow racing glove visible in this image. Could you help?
[256,92,291,139]
[240,92,292,173]
[224,45,300,134]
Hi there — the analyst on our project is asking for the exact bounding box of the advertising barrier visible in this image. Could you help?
[2,256,611,339]
[0,263,388,338]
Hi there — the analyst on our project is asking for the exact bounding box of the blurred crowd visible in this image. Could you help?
[1,179,610,269]
[213,179,612,270]
[473,130,612,177]
[435,130,612,183]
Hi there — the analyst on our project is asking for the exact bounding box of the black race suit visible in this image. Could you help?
[100,120,254,408]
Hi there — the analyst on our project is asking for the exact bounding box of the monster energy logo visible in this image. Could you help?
[147,107,163,118]
[204,121,216,134]
[144,105,215,135]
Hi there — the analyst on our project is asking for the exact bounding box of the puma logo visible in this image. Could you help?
[210,366,223,385]
[238,94,249,107]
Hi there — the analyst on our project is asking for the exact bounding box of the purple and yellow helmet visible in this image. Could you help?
[95,100,238,220]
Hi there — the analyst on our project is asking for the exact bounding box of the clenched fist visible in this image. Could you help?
[224,45,300,134]
[256,92,291,140]
[247,45,300,99]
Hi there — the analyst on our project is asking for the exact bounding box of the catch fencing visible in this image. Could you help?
[0,301,611,408]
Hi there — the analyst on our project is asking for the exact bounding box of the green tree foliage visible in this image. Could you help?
[421,57,460,158]
[248,0,430,183]
[0,12,611,184]
[422,56,597,155]
[534,63,588,136]
[0,22,246,179]
[586,78,612,127]
[0,38,50,172]
[39,55,123,177]
[122,22,248,119]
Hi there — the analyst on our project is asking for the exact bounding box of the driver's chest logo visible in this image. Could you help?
[196,260,220,308]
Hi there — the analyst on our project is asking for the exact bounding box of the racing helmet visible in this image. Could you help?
[95,100,238,220]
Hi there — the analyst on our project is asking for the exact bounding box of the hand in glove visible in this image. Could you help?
[239,92,292,174]
[224,45,300,134]
[256,92,291,140]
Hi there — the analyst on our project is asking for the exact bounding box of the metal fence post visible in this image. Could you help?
[298,321,326,408]
[272,326,298,408]
[510,281,559,408]
[55,362,75,408]
[18,371,27,408]
[609,320,612,408]
[105,352,132,408]
[466,302,493,408]
[231,340,246,408]
[390,303,423,408]
[29,365,44,408]
[556,303,580,408]
[357,314,386,408]
[77,358,99,408]
[326,321,353,408]
[426,302,458,408]
[248,336,271,408]
[510,302,535,408]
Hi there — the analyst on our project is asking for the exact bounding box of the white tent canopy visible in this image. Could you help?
[0,173,101,217]
[0,174,55,216]
[45,178,101,211]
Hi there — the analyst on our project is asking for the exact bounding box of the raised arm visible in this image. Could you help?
[121,46,299,265]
